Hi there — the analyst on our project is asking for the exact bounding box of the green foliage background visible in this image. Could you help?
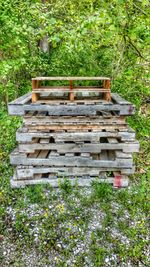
[0,0,149,105]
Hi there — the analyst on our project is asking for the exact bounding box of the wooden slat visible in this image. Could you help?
[24,118,125,125]
[32,138,39,143]
[32,88,110,93]
[48,151,59,156]
[9,102,135,116]
[39,138,50,144]
[26,124,127,131]
[16,166,134,178]
[103,80,111,101]
[9,92,31,104]
[38,150,49,158]
[112,93,130,104]
[115,151,132,159]
[32,80,39,103]
[11,175,129,188]
[33,86,110,90]
[19,142,139,154]
[35,99,108,104]
[108,150,115,161]
[107,138,118,144]
[32,77,110,81]
[100,150,108,160]
[69,80,74,101]
[28,151,39,158]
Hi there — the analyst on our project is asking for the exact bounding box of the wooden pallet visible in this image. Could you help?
[18,136,139,154]
[31,77,111,103]
[8,78,139,188]
[14,165,135,178]
[11,170,129,188]
[16,126,136,143]
[8,93,135,116]
[10,148,133,168]
[23,111,127,129]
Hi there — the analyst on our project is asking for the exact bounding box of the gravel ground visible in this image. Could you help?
[1,185,149,267]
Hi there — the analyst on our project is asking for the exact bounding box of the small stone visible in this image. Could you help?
[56,243,61,249]
[105,257,109,263]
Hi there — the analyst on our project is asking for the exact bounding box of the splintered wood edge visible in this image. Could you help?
[32,77,111,81]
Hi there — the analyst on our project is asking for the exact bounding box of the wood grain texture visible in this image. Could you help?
[16,126,136,143]
[18,141,139,154]
[10,148,133,168]
[15,166,134,178]
[32,77,111,81]
[8,93,135,116]
[103,80,111,101]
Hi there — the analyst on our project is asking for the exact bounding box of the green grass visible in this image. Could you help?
[0,93,150,266]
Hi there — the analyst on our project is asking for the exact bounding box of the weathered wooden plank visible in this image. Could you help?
[35,99,107,104]
[37,150,49,158]
[65,153,75,157]
[100,150,108,160]
[80,153,91,157]
[32,80,39,103]
[15,166,134,178]
[32,92,39,103]
[39,138,50,144]
[48,151,59,156]
[28,150,39,158]
[32,88,110,93]
[32,138,39,144]
[112,172,129,188]
[32,77,110,81]
[111,93,130,104]
[25,122,127,128]
[18,141,139,154]
[107,138,118,144]
[103,80,111,101]
[24,121,126,128]
[8,92,31,105]
[10,149,133,168]
[108,150,115,161]
[23,112,120,119]
[8,93,135,116]
[16,127,136,143]
[25,125,129,132]
[23,116,124,124]
[115,151,133,159]
[24,119,125,125]
[11,175,129,188]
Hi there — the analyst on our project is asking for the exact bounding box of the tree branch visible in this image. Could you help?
[133,2,147,15]
[128,36,149,62]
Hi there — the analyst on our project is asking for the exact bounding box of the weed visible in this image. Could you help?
[92,181,113,201]
[59,178,73,195]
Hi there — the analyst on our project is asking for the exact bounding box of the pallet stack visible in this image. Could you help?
[8,77,139,188]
